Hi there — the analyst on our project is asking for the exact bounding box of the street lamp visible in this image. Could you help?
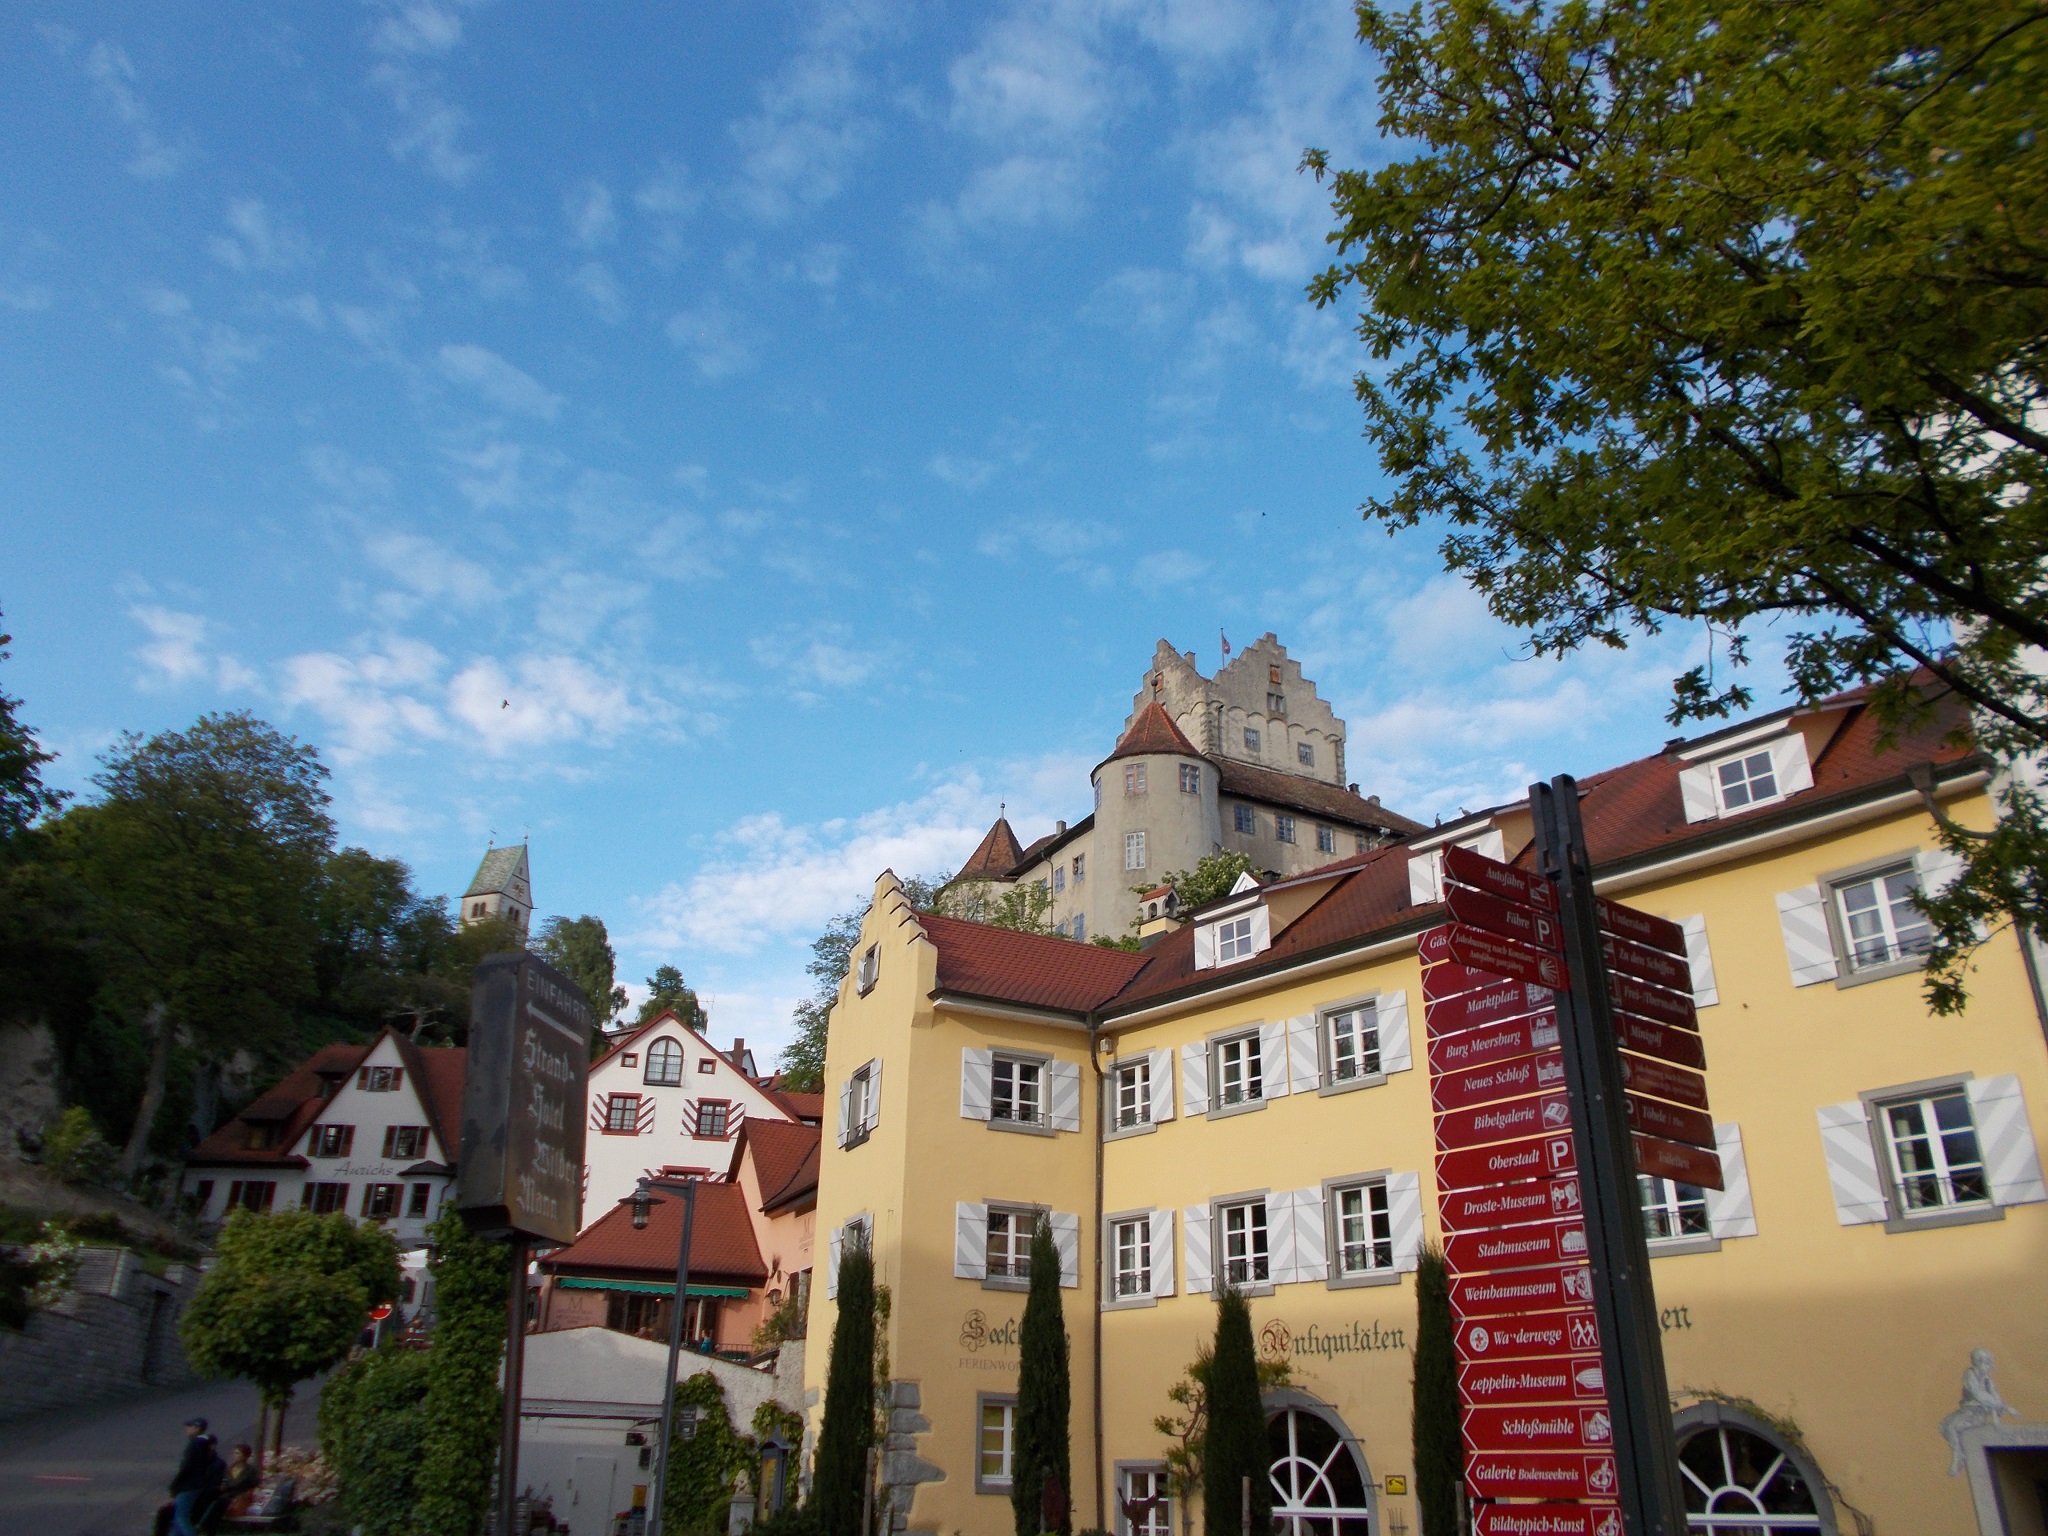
[619,1175,699,1536]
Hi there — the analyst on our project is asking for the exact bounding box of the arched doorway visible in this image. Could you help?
[1266,1395,1375,1536]
[1672,1403,1836,1535]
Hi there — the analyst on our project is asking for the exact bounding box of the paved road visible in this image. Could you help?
[0,1377,324,1536]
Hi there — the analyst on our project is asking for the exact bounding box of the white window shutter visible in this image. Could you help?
[1677,764,1718,824]
[1149,1049,1176,1122]
[1471,830,1507,862]
[1267,1189,1298,1284]
[1816,1103,1889,1225]
[1182,1203,1211,1295]
[1768,733,1814,798]
[1681,915,1719,1008]
[1247,905,1272,955]
[1049,1060,1082,1132]
[1194,925,1218,970]
[961,1048,993,1120]
[1150,1209,1174,1297]
[837,1079,853,1148]
[1704,1124,1756,1239]
[1407,851,1443,906]
[826,1229,844,1298]
[864,1059,882,1133]
[1287,1015,1319,1093]
[1259,1021,1288,1098]
[1379,991,1413,1073]
[1776,887,1840,986]
[1388,1172,1424,1273]
[1292,1186,1328,1283]
[955,1202,989,1279]
[1916,845,1966,899]
[1967,1074,2048,1207]
[1182,1041,1209,1116]
[1050,1211,1080,1289]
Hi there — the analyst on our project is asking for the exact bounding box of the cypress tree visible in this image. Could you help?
[1202,1289,1270,1536]
[1012,1217,1072,1536]
[1411,1244,1463,1536]
[814,1238,876,1536]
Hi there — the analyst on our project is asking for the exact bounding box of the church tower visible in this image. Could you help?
[461,843,533,936]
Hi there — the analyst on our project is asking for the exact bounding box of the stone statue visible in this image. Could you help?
[1941,1348,2015,1475]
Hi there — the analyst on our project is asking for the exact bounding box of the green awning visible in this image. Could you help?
[556,1278,750,1299]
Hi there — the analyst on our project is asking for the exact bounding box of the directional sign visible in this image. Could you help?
[1462,1403,1614,1455]
[1460,1356,1606,1406]
[1456,1309,1602,1364]
[1445,843,1556,911]
[1596,898,1686,957]
[1435,1090,1574,1153]
[1432,1049,1567,1114]
[1617,1052,1709,1110]
[1430,1011,1561,1074]
[1448,926,1571,990]
[1424,958,1518,1002]
[1624,1093,1717,1151]
[1613,1012,1708,1070]
[1473,1502,1622,1536]
[1437,1131,1578,1192]
[1440,1177,1582,1234]
[1465,1453,1619,1504]
[1419,925,1455,965]
[1426,979,1556,1039]
[1445,1219,1588,1277]
[1634,1133,1725,1191]
[1449,1261,1595,1319]
[1599,931,1694,992]
[1448,884,1564,952]
[1609,973,1697,1030]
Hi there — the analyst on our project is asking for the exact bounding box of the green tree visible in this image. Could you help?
[55,713,335,1174]
[320,1346,433,1536]
[1304,0,2048,1010]
[1202,1289,1271,1536]
[1154,1342,1290,1536]
[1410,1245,1461,1536]
[0,613,63,840]
[936,878,1056,935]
[1012,1217,1072,1536]
[538,914,629,1047]
[181,1210,400,1450]
[778,876,946,1092]
[813,1235,876,1536]
[1151,852,1255,915]
[0,619,84,1030]
[639,962,709,1031]
[415,1209,509,1536]
[312,847,469,1038]
[664,1372,754,1536]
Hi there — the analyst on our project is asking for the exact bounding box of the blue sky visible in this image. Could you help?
[2,1,1774,1061]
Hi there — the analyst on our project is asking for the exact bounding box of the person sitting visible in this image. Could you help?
[200,1443,260,1534]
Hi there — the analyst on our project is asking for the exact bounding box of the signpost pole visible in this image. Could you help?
[498,1231,529,1536]
[647,1179,698,1536]
[1531,775,1690,1534]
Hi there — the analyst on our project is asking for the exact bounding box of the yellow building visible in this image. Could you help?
[806,685,2048,1536]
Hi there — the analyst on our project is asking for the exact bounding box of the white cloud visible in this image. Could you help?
[750,628,891,694]
[80,40,189,179]
[366,1,487,185]
[570,261,627,324]
[208,199,314,273]
[448,654,642,752]
[725,2,888,223]
[948,10,1108,144]
[129,606,257,692]
[1133,548,1210,589]
[437,343,564,419]
[364,532,497,610]
[666,301,755,381]
[443,440,529,510]
[139,287,267,428]
[635,159,699,260]
[280,637,448,760]
[928,453,996,490]
[1080,266,1195,331]
[564,181,616,247]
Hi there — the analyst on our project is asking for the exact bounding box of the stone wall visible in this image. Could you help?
[0,1246,202,1421]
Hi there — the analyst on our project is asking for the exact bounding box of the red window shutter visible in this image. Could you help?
[341,1126,355,1156]
[358,1068,370,1089]
[391,1068,404,1090]
[382,1126,397,1158]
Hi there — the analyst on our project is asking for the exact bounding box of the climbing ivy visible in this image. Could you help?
[664,1372,754,1536]
[414,1210,509,1536]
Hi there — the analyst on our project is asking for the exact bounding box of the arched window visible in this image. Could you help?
[644,1037,684,1087]
[1267,1400,1373,1536]
[1673,1403,1834,1535]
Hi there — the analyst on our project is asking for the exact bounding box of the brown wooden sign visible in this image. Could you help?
[1624,1093,1716,1151]
[1436,1131,1580,1193]
[1446,843,1557,910]
[1633,1133,1725,1191]
[1595,898,1687,958]
[1447,925,1571,990]
[1425,976,1556,1038]
[1612,1011,1708,1069]
[1617,1052,1709,1110]
[1609,973,1698,1031]
[1598,931,1694,992]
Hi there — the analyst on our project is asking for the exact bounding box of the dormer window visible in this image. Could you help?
[1676,728,1813,824]
[1194,897,1271,970]
[1714,749,1779,811]
[1216,915,1257,963]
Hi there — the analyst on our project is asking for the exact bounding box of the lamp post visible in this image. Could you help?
[623,1176,699,1536]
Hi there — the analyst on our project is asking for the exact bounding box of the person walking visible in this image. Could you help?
[167,1418,214,1536]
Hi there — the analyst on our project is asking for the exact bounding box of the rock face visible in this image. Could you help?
[0,1021,63,1162]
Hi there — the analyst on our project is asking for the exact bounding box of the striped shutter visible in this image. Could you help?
[1048,1060,1083,1132]
[1917,845,1966,897]
[1247,905,1272,955]
[1768,733,1814,797]
[1681,916,1719,1008]
[1816,1103,1889,1225]
[1259,1021,1289,1098]
[636,1098,656,1136]
[1291,1186,1328,1283]
[1182,1042,1210,1116]
[1288,1015,1319,1094]
[1379,991,1413,1074]
[837,1080,853,1148]
[1194,925,1218,970]
[1267,1190,1299,1284]
[863,1060,882,1133]
[1183,1203,1211,1295]
[1967,1075,2048,1207]
[1388,1172,1424,1273]
[961,1048,993,1120]
[1407,851,1442,906]
[826,1228,844,1298]
[1150,1209,1175,1297]
[1677,764,1717,824]
[955,1202,989,1280]
[1050,1211,1080,1289]
[678,1100,698,1137]
[1776,887,1840,986]
[1704,1124,1756,1239]
[1149,1049,1175,1122]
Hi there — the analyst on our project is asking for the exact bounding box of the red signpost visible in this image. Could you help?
[1465,1452,1619,1503]
[1473,1502,1624,1536]
[1455,1310,1602,1363]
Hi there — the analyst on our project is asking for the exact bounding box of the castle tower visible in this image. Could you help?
[461,843,533,936]
[1088,701,1221,940]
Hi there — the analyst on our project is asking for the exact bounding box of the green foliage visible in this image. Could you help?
[1307,0,2048,1009]
[320,1345,432,1536]
[936,877,1058,936]
[1154,1324,1289,1522]
[538,915,629,1045]
[1091,934,1142,952]
[414,1210,508,1536]
[0,1220,79,1330]
[182,1210,399,1409]
[0,615,64,840]
[1012,1217,1072,1536]
[640,963,709,1032]
[310,847,469,1041]
[753,1290,806,1350]
[778,876,945,1091]
[747,1502,822,1536]
[1410,1246,1461,1536]
[813,1236,875,1536]
[1153,852,1254,915]
[1202,1290,1271,1536]
[664,1373,754,1536]
[41,1105,114,1184]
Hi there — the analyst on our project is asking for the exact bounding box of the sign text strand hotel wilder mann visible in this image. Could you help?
[807,679,2048,1536]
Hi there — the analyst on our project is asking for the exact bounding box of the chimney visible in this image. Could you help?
[1349,782,1359,794]
[1056,820,1067,835]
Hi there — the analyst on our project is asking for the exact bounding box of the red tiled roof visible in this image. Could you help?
[540,1180,768,1284]
[1104,702,1201,764]
[1212,759,1427,836]
[400,1042,466,1159]
[919,911,1153,1013]
[732,1120,820,1212]
[762,1140,820,1214]
[186,1041,372,1168]
[776,1089,823,1122]
[957,818,1026,882]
